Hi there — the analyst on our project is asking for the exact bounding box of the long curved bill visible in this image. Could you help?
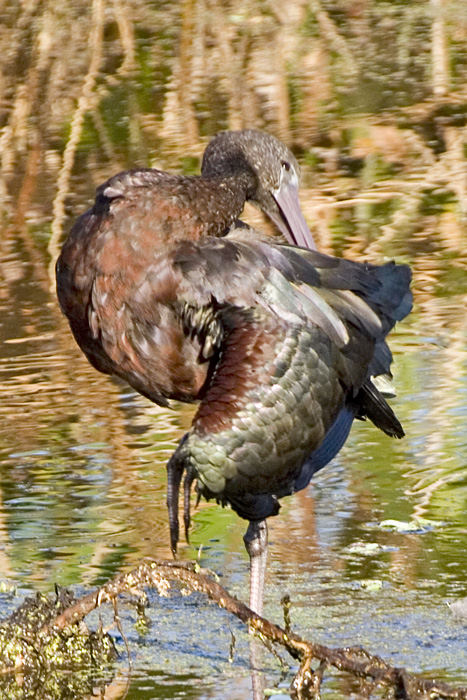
[270,179,317,251]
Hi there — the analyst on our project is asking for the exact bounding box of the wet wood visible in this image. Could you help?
[41,558,467,700]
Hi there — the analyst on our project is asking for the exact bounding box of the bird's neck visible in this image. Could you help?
[181,173,254,240]
[203,169,255,201]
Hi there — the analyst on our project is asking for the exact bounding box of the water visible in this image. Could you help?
[2,203,467,699]
[1,0,467,697]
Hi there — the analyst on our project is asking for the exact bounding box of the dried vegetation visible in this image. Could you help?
[0,0,466,262]
[1,1,467,697]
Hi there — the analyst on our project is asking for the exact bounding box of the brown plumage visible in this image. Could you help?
[56,129,412,614]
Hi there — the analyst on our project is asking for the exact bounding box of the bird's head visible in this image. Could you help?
[202,129,316,250]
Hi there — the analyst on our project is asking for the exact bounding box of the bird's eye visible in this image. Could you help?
[281,161,291,172]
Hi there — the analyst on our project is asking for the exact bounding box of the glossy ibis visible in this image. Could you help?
[56,129,412,615]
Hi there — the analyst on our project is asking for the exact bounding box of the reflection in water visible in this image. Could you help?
[1,200,467,696]
[1,0,467,695]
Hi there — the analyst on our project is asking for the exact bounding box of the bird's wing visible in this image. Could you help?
[92,228,410,427]
[268,242,412,438]
[168,233,412,389]
[224,232,412,436]
[165,234,411,531]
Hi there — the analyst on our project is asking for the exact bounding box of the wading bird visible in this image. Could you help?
[56,130,411,615]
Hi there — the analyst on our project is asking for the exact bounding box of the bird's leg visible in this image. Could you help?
[243,519,268,616]
[245,520,268,695]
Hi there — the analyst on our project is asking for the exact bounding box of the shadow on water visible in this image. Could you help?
[1,0,467,697]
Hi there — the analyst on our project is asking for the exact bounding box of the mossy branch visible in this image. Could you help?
[34,558,467,700]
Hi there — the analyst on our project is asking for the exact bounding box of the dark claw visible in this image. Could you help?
[183,464,196,544]
[166,434,189,557]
